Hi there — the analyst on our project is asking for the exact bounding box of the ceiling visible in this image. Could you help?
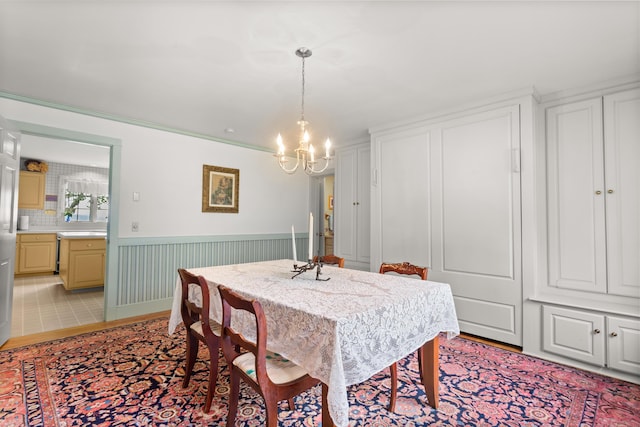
[1,1,639,163]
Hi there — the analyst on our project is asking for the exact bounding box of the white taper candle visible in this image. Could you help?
[291,225,297,263]
[308,212,313,261]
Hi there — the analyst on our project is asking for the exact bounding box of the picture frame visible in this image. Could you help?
[328,195,334,210]
[202,164,239,213]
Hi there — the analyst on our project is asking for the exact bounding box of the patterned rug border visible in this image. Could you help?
[1,316,639,427]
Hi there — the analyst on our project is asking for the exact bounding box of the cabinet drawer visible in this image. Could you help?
[69,239,106,251]
[19,233,56,243]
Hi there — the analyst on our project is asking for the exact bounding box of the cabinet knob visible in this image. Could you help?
[594,329,601,334]
[610,332,618,337]
[595,190,602,195]
[607,189,614,194]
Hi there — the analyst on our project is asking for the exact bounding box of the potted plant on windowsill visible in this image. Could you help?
[64,192,87,222]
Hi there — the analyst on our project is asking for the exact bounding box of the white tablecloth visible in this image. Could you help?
[168,259,459,427]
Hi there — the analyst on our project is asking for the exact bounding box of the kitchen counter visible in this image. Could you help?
[57,231,107,239]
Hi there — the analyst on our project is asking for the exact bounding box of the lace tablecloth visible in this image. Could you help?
[168,259,459,427]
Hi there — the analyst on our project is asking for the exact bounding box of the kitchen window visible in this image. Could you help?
[60,177,109,223]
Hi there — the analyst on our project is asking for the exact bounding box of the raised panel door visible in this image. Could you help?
[546,97,607,293]
[378,130,430,267]
[607,315,640,375]
[335,148,358,261]
[543,305,605,366]
[355,146,370,263]
[18,171,45,209]
[433,105,522,345]
[604,89,640,297]
[69,250,105,289]
[18,241,56,273]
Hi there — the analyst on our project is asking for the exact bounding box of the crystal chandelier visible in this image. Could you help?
[275,47,332,175]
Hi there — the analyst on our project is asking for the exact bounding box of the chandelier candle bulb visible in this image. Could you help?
[325,139,331,158]
[309,144,315,162]
[291,225,297,263]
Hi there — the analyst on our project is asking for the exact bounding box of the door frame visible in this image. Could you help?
[309,170,334,258]
[9,120,122,322]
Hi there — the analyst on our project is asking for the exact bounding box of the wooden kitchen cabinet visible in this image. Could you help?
[18,171,45,209]
[59,238,106,290]
[15,233,57,276]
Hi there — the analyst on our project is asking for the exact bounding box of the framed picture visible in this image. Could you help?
[328,195,334,210]
[202,165,239,213]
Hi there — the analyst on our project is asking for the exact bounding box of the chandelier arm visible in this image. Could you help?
[304,158,330,175]
[276,149,302,174]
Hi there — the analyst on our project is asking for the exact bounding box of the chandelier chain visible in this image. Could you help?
[300,55,306,122]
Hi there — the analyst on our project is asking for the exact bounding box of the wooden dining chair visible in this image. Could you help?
[178,268,222,413]
[312,254,345,268]
[378,261,428,412]
[218,285,320,427]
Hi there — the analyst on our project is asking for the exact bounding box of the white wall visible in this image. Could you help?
[0,97,310,238]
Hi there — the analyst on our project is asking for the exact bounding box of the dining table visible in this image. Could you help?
[168,259,460,427]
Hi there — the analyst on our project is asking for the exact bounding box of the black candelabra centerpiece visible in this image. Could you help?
[291,258,330,281]
[290,213,330,281]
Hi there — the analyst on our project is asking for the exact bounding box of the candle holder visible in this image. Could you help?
[291,259,330,281]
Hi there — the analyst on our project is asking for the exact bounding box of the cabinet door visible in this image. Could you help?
[607,315,640,375]
[335,148,358,261]
[604,89,640,298]
[542,305,605,366]
[356,146,370,263]
[546,98,607,293]
[69,250,105,289]
[18,171,45,209]
[377,130,430,266]
[17,234,56,273]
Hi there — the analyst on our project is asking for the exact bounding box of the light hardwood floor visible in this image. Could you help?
[2,308,520,354]
[2,310,170,351]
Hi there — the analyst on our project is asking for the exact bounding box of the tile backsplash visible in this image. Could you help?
[18,161,109,228]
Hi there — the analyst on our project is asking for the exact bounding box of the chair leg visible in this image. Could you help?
[226,370,240,427]
[182,333,198,388]
[288,397,295,411]
[264,394,279,427]
[203,345,220,413]
[388,362,398,412]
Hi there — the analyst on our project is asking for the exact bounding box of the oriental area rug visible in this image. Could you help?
[1,317,638,426]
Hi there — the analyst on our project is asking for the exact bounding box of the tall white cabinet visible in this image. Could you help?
[525,85,640,382]
[334,143,370,270]
[369,97,532,346]
[546,89,640,298]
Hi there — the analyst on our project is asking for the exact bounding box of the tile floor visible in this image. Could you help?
[11,275,104,337]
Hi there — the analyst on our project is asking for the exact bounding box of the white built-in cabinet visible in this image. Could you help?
[543,305,639,376]
[546,88,640,298]
[334,143,370,269]
[370,99,529,346]
[526,85,640,382]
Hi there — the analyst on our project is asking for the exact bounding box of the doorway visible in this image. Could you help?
[311,173,335,257]
[12,135,110,338]
[8,122,121,338]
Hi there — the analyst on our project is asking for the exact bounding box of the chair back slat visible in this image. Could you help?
[379,262,428,280]
[178,268,215,335]
[219,285,270,385]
